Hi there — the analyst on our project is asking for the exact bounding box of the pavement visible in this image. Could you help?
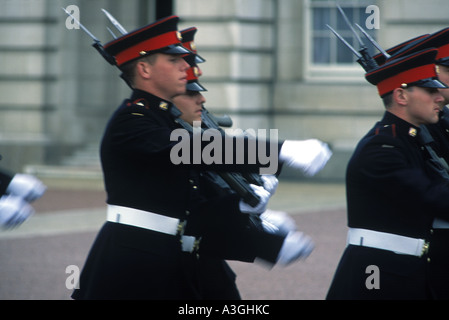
[0,179,348,300]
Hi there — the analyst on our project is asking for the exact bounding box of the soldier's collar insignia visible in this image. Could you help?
[409,127,417,137]
[159,101,168,110]
[132,98,148,109]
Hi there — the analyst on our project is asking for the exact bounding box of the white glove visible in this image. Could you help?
[0,195,35,229]
[276,231,314,266]
[279,139,332,176]
[239,184,271,214]
[261,175,278,195]
[7,174,46,202]
[260,209,297,237]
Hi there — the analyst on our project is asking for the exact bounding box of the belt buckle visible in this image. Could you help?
[420,241,430,257]
[180,235,201,254]
[193,237,201,252]
[176,220,187,236]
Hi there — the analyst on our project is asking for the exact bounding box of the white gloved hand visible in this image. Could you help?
[261,175,279,195]
[279,139,332,177]
[260,209,297,237]
[239,184,271,215]
[276,231,314,266]
[7,174,47,202]
[0,195,35,229]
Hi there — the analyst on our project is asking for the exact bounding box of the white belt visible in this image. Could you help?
[347,228,429,257]
[107,205,200,253]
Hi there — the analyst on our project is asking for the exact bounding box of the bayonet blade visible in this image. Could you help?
[354,23,390,59]
[326,24,362,59]
[62,7,100,43]
[336,4,365,47]
[107,27,118,39]
[101,8,128,35]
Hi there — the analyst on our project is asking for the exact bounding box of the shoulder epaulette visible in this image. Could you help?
[375,123,397,138]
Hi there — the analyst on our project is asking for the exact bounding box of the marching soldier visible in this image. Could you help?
[71,15,331,299]
[375,27,449,299]
[326,48,449,299]
[172,32,311,297]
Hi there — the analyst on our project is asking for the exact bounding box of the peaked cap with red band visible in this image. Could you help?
[104,15,190,67]
[373,34,429,66]
[365,48,447,97]
[181,27,206,63]
[183,54,206,92]
[387,28,449,66]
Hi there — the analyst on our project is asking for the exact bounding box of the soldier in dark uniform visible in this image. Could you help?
[326,48,449,299]
[375,28,449,299]
[172,34,308,298]
[72,15,331,300]
[0,167,46,229]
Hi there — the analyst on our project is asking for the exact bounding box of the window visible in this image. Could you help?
[305,0,378,81]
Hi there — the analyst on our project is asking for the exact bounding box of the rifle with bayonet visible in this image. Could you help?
[170,105,264,207]
[62,7,116,66]
[326,4,385,72]
[201,106,265,186]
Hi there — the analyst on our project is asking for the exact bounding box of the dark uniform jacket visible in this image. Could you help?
[327,111,449,300]
[72,89,284,300]
[420,109,449,299]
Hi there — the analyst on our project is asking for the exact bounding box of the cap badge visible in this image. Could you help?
[159,101,168,110]
[436,65,440,75]
[176,31,182,41]
[409,127,417,137]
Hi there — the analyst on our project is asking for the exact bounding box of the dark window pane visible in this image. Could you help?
[314,37,331,64]
[313,8,331,31]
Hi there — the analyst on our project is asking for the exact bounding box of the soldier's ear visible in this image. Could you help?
[136,61,152,80]
[393,87,409,106]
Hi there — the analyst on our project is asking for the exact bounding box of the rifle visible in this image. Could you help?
[62,7,116,66]
[170,105,264,207]
[418,125,449,179]
[326,4,382,72]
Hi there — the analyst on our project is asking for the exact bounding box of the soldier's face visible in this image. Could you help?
[146,54,190,100]
[437,65,449,105]
[173,91,206,125]
[406,87,444,126]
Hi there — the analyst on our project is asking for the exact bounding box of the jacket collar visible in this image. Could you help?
[129,89,173,112]
[380,111,420,138]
